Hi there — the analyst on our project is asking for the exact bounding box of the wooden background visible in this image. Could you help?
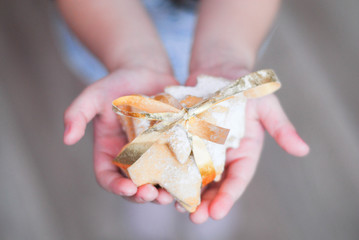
[1,0,358,239]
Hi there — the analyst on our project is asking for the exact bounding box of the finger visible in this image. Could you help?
[257,95,310,156]
[125,184,166,204]
[154,188,174,205]
[93,117,138,197]
[209,123,264,220]
[64,83,104,145]
[190,186,218,224]
[94,117,160,203]
[209,158,256,220]
[97,169,137,196]
[193,103,264,221]
[133,184,159,202]
[175,202,186,213]
[94,146,137,196]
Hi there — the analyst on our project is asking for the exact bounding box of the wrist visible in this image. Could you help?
[190,42,256,79]
[104,43,173,75]
[189,46,255,81]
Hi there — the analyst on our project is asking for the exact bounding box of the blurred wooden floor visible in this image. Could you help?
[1,0,359,239]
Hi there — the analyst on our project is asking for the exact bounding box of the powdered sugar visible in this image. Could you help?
[167,124,191,164]
[165,75,247,180]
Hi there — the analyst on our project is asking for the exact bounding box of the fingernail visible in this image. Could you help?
[302,142,310,154]
[123,187,137,196]
[176,204,186,213]
[122,191,133,197]
[134,196,145,203]
[215,210,226,220]
[64,124,71,136]
[162,194,173,204]
[297,135,310,153]
[63,124,71,144]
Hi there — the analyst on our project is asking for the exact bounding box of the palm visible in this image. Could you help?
[64,69,178,203]
[182,70,309,223]
[187,95,309,223]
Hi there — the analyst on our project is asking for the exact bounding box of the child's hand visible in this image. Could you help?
[63,68,177,205]
[179,68,310,224]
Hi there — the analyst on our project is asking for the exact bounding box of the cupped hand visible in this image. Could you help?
[178,68,310,224]
[63,68,177,204]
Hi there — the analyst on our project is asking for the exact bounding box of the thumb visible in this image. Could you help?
[63,83,104,145]
[257,95,310,156]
